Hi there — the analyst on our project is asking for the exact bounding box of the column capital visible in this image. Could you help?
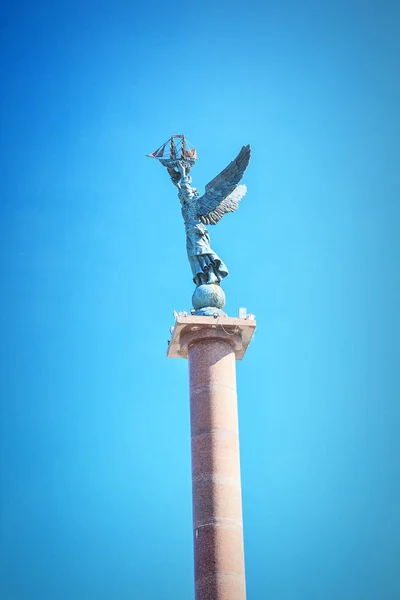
[167,315,256,360]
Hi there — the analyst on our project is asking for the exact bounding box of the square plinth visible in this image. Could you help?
[167,315,256,360]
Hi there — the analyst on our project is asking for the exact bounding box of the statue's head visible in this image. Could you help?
[179,180,198,203]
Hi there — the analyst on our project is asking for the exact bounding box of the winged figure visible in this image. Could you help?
[171,145,251,286]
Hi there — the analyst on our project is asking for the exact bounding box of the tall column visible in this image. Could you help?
[168,316,256,600]
[189,333,245,600]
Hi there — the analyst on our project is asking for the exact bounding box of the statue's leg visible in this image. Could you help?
[207,269,218,284]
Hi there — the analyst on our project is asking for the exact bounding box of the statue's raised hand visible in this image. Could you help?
[176,160,187,179]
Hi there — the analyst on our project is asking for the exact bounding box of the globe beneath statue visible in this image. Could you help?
[192,284,226,316]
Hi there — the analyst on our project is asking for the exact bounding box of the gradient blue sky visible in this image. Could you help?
[0,1,399,599]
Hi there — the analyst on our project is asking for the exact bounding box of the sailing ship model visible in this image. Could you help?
[147,135,198,180]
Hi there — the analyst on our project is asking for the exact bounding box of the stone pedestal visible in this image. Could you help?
[168,315,256,600]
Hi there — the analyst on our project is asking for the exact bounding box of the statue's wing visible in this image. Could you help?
[196,145,250,225]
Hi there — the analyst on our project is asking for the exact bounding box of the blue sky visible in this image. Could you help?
[0,1,399,598]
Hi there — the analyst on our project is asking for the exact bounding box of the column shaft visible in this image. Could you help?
[189,337,246,600]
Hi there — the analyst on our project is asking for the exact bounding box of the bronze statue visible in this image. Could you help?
[148,136,251,315]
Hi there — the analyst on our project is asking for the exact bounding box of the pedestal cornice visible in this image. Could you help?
[167,315,256,360]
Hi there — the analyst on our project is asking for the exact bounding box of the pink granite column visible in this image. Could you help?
[187,332,246,600]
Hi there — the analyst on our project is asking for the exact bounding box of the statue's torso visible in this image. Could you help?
[181,200,211,257]
[181,198,198,224]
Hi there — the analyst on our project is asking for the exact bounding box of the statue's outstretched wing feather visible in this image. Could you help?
[197,145,250,225]
[198,185,248,226]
